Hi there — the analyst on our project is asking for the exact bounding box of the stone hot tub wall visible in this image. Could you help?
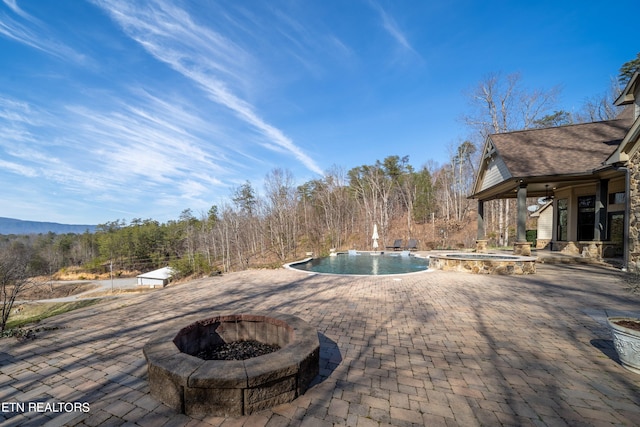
[142,312,320,417]
[429,253,537,275]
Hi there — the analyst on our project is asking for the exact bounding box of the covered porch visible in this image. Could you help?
[470,109,633,262]
[473,171,627,260]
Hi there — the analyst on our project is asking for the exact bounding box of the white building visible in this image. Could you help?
[136,266,174,288]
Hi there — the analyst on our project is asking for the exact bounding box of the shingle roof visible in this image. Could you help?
[490,109,633,178]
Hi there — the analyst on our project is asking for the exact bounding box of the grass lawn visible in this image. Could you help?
[4,299,104,331]
[3,281,158,336]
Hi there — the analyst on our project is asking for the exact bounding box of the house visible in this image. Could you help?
[136,266,175,288]
[470,72,640,268]
[530,200,553,249]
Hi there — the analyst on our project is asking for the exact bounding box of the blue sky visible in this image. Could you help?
[0,0,637,225]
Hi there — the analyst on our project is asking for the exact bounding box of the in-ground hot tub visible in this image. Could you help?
[143,312,319,416]
[428,253,537,274]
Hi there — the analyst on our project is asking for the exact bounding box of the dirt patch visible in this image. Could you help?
[16,281,100,300]
[81,287,156,298]
[52,267,139,281]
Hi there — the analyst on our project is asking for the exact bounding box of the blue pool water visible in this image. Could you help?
[288,252,429,275]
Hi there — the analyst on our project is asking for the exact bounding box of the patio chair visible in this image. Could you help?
[385,239,403,251]
[405,239,418,251]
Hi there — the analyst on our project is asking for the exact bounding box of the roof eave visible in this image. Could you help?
[615,71,640,106]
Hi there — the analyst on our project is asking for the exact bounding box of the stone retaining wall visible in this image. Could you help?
[429,254,536,275]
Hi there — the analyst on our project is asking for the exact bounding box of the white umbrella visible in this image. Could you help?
[372,224,379,249]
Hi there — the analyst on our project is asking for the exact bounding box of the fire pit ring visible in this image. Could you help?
[143,312,320,416]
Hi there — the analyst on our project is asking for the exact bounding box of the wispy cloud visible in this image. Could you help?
[1,0,29,20]
[0,96,110,193]
[0,95,39,125]
[367,0,419,59]
[0,88,227,210]
[64,97,227,191]
[0,2,88,64]
[92,0,324,175]
[0,158,37,177]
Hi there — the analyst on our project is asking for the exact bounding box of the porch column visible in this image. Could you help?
[476,200,488,253]
[594,179,608,241]
[477,200,485,239]
[517,182,527,242]
[514,182,531,256]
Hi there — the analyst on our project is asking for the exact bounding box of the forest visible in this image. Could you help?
[0,152,476,279]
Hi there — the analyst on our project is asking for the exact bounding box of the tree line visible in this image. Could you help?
[0,152,476,280]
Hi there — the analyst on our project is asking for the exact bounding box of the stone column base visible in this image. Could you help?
[514,242,532,256]
[475,240,488,253]
[579,241,603,259]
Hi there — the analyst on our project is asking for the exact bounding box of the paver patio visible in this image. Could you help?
[1,262,639,426]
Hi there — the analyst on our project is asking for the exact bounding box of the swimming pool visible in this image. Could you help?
[287,252,429,276]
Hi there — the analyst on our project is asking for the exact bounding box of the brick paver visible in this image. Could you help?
[1,262,640,426]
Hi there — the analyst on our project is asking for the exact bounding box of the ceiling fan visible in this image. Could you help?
[540,184,554,204]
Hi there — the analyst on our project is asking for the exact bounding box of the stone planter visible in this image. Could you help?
[607,317,640,374]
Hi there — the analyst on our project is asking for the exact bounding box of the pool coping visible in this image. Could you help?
[284,251,432,277]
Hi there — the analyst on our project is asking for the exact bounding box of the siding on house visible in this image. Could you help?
[480,155,511,192]
[537,206,553,240]
[531,202,553,249]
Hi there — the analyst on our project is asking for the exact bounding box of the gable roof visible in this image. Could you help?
[489,115,631,177]
[471,108,633,199]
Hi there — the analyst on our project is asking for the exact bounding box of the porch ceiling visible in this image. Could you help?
[470,169,625,202]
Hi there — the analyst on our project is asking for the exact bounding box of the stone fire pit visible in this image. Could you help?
[143,312,320,416]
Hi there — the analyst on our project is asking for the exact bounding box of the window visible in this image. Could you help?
[557,199,568,241]
[609,192,625,205]
[577,195,595,241]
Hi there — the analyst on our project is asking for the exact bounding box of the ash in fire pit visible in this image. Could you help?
[195,340,280,360]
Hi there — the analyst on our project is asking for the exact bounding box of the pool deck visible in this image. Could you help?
[1,262,640,426]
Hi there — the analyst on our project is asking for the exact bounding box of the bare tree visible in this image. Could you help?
[307,166,353,251]
[463,72,561,246]
[264,168,299,261]
[1,242,38,332]
[451,141,477,221]
[463,72,561,139]
[574,77,622,122]
[348,162,395,247]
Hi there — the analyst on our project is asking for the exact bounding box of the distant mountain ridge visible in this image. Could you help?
[0,217,97,235]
